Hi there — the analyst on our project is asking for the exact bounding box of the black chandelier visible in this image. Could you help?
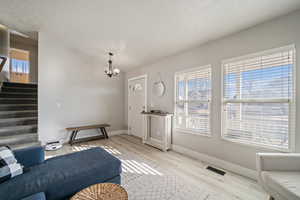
[104,52,120,77]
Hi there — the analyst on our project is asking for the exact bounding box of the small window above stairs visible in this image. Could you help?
[0,82,39,149]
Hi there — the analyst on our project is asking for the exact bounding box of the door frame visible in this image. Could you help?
[127,74,148,136]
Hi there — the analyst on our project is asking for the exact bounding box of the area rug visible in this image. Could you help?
[101,145,222,200]
[50,143,224,200]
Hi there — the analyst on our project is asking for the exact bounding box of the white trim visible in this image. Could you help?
[176,100,210,103]
[175,128,212,138]
[289,45,297,152]
[128,74,148,82]
[223,98,290,104]
[127,74,148,136]
[221,44,296,152]
[175,64,212,75]
[172,144,257,180]
[222,44,295,64]
[221,137,292,153]
[110,130,128,136]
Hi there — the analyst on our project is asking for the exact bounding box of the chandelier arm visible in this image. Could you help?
[105,52,120,77]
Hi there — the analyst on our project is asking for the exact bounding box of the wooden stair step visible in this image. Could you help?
[0,92,37,98]
[0,117,37,127]
[1,86,37,93]
[0,125,38,136]
[10,142,41,150]
[0,98,37,104]
[0,133,38,146]
[0,110,38,119]
[2,82,37,89]
[0,104,37,111]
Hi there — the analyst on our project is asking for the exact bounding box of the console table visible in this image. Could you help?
[141,112,173,151]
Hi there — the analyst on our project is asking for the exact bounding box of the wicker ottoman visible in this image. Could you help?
[71,183,128,200]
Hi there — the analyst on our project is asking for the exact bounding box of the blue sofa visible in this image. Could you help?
[0,146,122,200]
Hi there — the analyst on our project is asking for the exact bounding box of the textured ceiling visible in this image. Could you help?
[0,0,300,70]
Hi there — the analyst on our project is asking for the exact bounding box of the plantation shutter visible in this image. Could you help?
[222,46,295,150]
[175,66,211,135]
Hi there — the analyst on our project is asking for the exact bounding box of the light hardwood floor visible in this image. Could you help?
[46,134,268,200]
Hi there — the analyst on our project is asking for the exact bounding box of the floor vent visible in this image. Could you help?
[206,166,226,176]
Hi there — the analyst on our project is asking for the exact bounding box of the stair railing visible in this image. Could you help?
[0,56,7,72]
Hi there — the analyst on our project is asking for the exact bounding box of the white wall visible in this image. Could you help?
[38,32,125,144]
[0,25,9,82]
[125,10,300,172]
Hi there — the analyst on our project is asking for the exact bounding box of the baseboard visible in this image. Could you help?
[109,130,128,136]
[172,144,258,180]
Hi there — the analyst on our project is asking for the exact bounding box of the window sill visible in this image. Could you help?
[221,137,293,153]
[174,128,212,138]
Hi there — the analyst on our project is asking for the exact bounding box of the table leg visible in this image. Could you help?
[103,127,109,139]
[100,128,109,139]
[69,130,79,145]
[69,130,75,145]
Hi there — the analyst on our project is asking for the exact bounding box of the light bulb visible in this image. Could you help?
[113,68,120,75]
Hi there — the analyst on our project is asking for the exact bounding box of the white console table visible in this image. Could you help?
[141,112,173,151]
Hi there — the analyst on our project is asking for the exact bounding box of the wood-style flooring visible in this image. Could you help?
[46,134,268,200]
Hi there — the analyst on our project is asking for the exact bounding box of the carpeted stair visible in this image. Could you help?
[0,82,39,149]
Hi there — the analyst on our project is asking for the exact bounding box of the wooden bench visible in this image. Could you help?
[66,124,110,145]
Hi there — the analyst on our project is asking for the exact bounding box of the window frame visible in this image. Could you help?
[174,65,212,137]
[221,45,296,152]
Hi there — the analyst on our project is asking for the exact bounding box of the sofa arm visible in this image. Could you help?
[13,146,45,168]
[256,153,300,172]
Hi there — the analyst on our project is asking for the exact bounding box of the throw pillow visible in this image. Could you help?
[0,146,23,183]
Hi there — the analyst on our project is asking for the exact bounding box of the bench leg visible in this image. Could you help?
[104,128,109,139]
[97,128,105,138]
[69,131,75,145]
[69,130,78,145]
[100,127,109,139]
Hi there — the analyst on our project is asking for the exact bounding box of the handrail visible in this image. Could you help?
[0,56,7,72]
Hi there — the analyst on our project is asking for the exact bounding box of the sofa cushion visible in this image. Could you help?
[22,192,46,200]
[0,147,122,200]
[262,171,300,200]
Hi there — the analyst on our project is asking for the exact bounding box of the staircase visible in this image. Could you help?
[0,82,39,149]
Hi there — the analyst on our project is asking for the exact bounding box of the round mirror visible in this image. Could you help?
[152,81,165,97]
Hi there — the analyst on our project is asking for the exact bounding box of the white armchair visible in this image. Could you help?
[256,153,300,200]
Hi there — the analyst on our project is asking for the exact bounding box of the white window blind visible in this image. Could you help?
[175,66,211,135]
[222,45,295,151]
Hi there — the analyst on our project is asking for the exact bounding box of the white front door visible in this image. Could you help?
[128,76,147,138]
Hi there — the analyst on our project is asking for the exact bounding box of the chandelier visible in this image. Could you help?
[104,52,120,77]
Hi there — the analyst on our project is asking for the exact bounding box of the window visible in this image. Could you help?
[222,45,295,151]
[175,65,211,135]
[11,59,30,74]
[9,49,30,83]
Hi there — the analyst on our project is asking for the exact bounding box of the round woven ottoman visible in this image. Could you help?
[71,183,128,200]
